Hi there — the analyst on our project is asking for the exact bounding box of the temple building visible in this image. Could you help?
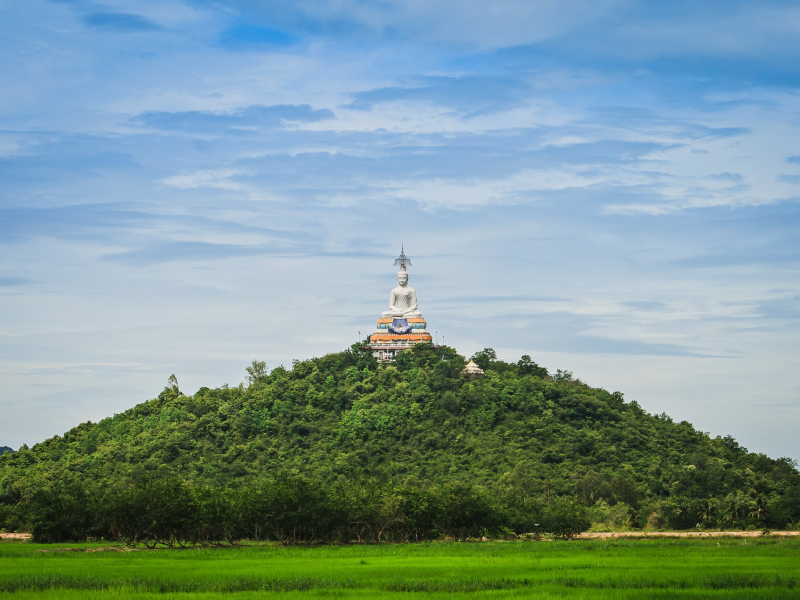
[461,360,484,378]
[368,247,433,361]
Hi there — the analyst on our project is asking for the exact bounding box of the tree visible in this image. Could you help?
[246,360,268,388]
[517,355,548,378]
[576,471,601,504]
[544,497,591,539]
[167,374,179,392]
[699,498,718,526]
[749,495,768,524]
[436,481,497,540]
[723,493,747,525]
[27,483,99,542]
[554,369,574,383]
[470,348,497,370]
[105,478,196,548]
[497,461,544,533]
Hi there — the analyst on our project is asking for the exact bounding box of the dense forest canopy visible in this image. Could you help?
[1,343,798,542]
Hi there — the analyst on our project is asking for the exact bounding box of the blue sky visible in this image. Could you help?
[1,0,799,460]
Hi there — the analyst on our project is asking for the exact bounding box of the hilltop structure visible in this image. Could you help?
[369,247,432,361]
[461,360,484,378]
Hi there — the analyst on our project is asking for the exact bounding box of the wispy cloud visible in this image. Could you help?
[346,76,531,116]
[161,169,246,190]
[131,104,335,133]
[219,23,296,47]
[103,241,284,265]
[0,205,158,243]
[83,13,161,32]
[0,277,31,287]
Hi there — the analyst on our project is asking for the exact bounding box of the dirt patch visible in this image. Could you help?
[577,531,800,539]
[0,533,32,540]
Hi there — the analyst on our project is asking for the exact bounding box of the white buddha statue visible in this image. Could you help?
[382,268,421,318]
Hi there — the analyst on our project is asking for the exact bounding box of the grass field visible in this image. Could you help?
[1,537,799,598]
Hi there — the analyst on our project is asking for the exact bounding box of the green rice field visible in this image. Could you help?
[1,536,799,598]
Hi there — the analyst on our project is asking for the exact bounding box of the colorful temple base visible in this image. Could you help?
[369,317,432,361]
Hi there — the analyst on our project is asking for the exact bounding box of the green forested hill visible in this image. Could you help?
[1,343,798,541]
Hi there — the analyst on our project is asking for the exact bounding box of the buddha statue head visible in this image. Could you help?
[397,269,409,287]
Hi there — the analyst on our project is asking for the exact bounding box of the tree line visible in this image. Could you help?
[9,473,590,544]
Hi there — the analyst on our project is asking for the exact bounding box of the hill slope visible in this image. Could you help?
[1,343,798,538]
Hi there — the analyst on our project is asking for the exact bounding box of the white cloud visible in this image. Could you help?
[161,169,246,190]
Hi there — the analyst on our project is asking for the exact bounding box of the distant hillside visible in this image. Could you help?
[0,447,13,455]
[1,343,798,537]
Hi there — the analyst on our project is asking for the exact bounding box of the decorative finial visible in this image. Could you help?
[393,245,412,271]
